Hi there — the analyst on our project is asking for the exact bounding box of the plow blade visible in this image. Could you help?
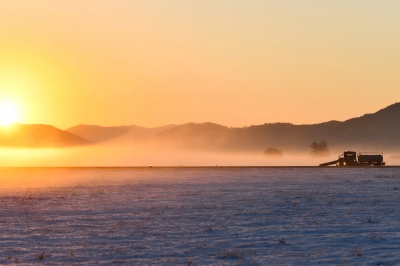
[319,160,339,167]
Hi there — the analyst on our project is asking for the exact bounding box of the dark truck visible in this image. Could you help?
[319,151,385,166]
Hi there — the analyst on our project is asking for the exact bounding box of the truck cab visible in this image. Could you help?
[337,151,357,166]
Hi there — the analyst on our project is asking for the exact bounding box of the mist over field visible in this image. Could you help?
[0,144,307,167]
[1,142,399,168]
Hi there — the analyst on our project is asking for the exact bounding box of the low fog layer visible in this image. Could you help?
[0,143,398,168]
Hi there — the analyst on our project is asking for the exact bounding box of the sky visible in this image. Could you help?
[0,0,399,129]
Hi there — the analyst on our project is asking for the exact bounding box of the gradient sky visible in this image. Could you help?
[0,0,399,129]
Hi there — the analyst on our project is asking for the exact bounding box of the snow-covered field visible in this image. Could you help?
[1,167,400,265]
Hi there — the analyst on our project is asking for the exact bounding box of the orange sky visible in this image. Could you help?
[0,1,399,129]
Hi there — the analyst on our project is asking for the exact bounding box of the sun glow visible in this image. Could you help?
[0,102,19,126]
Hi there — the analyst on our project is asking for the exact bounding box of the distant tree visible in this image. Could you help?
[264,148,283,157]
[310,140,329,156]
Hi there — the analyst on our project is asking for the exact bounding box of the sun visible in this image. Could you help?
[0,102,19,126]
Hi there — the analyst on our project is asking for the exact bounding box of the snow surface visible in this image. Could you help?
[1,167,400,265]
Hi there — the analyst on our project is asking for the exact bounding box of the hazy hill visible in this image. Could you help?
[67,102,400,153]
[147,103,400,152]
[66,124,176,143]
[0,124,91,148]
[66,125,131,143]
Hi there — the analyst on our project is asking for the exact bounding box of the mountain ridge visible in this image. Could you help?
[67,102,400,152]
[3,102,400,151]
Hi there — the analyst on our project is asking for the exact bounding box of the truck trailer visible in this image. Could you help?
[319,151,385,166]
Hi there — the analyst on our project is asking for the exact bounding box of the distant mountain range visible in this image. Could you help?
[2,103,400,151]
[66,102,400,152]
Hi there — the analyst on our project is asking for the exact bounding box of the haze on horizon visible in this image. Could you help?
[1,1,400,129]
